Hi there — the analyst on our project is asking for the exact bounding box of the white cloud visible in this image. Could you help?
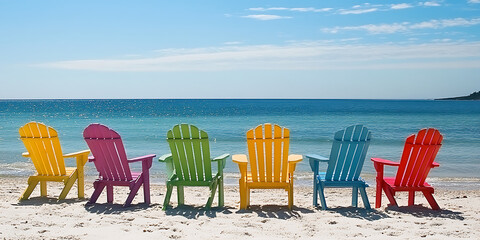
[338,8,378,15]
[242,15,292,20]
[391,3,413,9]
[248,7,332,12]
[324,17,480,34]
[468,0,480,4]
[421,1,442,6]
[38,42,480,72]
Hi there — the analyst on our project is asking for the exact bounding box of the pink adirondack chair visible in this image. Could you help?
[371,128,443,210]
[83,124,155,207]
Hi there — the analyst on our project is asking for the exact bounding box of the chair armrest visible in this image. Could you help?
[22,152,30,158]
[128,154,156,163]
[288,154,302,173]
[371,157,400,166]
[158,153,173,162]
[305,154,329,162]
[232,154,248,180]
[63,150,90,158]
[288,154,302,164]
[212,154,229,171]
[232,154,248,165]
[63,150,90,167]
[158,154,174,177]
[432,162,440,168]
[128,154,155,170]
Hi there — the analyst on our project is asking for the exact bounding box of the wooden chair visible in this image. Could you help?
[159,124,229,210]
[83,124,155,207]
[232,123,302,210]
[306,125,371,210]
[19,122,90,200]
[371,128,443,210]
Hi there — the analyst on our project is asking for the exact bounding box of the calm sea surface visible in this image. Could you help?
[1,99,479,187]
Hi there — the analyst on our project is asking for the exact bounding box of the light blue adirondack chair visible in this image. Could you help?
[306,125,371,210]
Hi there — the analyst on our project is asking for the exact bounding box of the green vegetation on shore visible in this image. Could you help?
[436,91,480,100]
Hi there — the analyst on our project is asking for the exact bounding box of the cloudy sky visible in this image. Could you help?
[1,0,479,99]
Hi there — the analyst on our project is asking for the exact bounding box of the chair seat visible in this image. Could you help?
[383,177,433,191]
[316,173,369,188]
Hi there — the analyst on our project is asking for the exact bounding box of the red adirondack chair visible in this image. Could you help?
[83,124,155,207]
[371,128,443,210]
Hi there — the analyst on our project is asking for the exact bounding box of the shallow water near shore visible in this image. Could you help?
[1,99,479,188]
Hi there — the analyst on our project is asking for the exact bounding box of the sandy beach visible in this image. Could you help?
[0,176,478,240]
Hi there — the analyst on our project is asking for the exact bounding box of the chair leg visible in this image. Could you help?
[313,178,318,207]
[239,180,247,210]
[288,183,294,210]
[383,185,398,207]
[143,173,151,205]
[40,181,47,197]
[124,181,143,207]
[177,186,184,206]
[19,178,39,200]
[422,190,440,210]
[163,184,173,210]
[107,185,114,203]
[218,176,224,207]
[375,179,383,208]
[206,181,218,210]
[408,191,415,206]
[352,186,359,207]
[88,182,105,204]
[59,172,78,200]
[317,184,327,210]
[359,187,371,209]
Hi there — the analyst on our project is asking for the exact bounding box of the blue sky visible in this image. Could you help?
[1,0,479,99]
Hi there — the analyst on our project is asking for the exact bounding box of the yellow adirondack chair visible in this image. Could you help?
[232,124,302,210]
[18,122,90,200]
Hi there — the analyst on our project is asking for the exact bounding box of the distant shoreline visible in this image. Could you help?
[436,91,480,100]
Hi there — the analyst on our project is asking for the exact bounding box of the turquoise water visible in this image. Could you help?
[0,99,479,185]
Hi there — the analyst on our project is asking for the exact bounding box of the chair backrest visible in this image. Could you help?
[19,122,66,176]
[167,124,212,182]
[394,128,443,187]
[246,124,290,183]
[325,125,371,181]
[83,124,133,181]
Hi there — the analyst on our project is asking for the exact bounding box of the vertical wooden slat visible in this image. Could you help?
[280,126,289,182]
[272,125,283,182]
[39,126,60,175]
[167,130,183,180]
[191,126,204,181]
[264,124,273,182]
[200,130,212,181]
[325,130,344,180]
[247,128,258,182]
[395,135,416,186]
[340,126,357,181]
[352,130,371,180]
[181,124,197,181]
[174,125,190,181]
[255,125,266,182]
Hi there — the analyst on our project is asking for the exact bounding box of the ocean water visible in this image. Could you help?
[0,99,479,186]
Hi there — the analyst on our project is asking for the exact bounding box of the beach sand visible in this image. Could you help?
[0,176,479,240]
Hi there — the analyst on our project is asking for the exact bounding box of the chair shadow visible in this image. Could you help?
[13,197,87,206]
[235,205,315,219]
[84,202,159,214]
[324,207,391,221]
[385,205,465,220]
[164,205,236,219]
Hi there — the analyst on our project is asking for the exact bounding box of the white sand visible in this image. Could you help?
[0,176,479,239]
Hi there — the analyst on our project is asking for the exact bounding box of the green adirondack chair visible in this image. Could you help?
[159,124,229,210]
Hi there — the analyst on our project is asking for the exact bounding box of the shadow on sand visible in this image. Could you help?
[84,202,159,214]
[234,204,314,219]
[385,205,464,220]
[164,205,236,219]
[321,206,391,221]
[13,197,87,206]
